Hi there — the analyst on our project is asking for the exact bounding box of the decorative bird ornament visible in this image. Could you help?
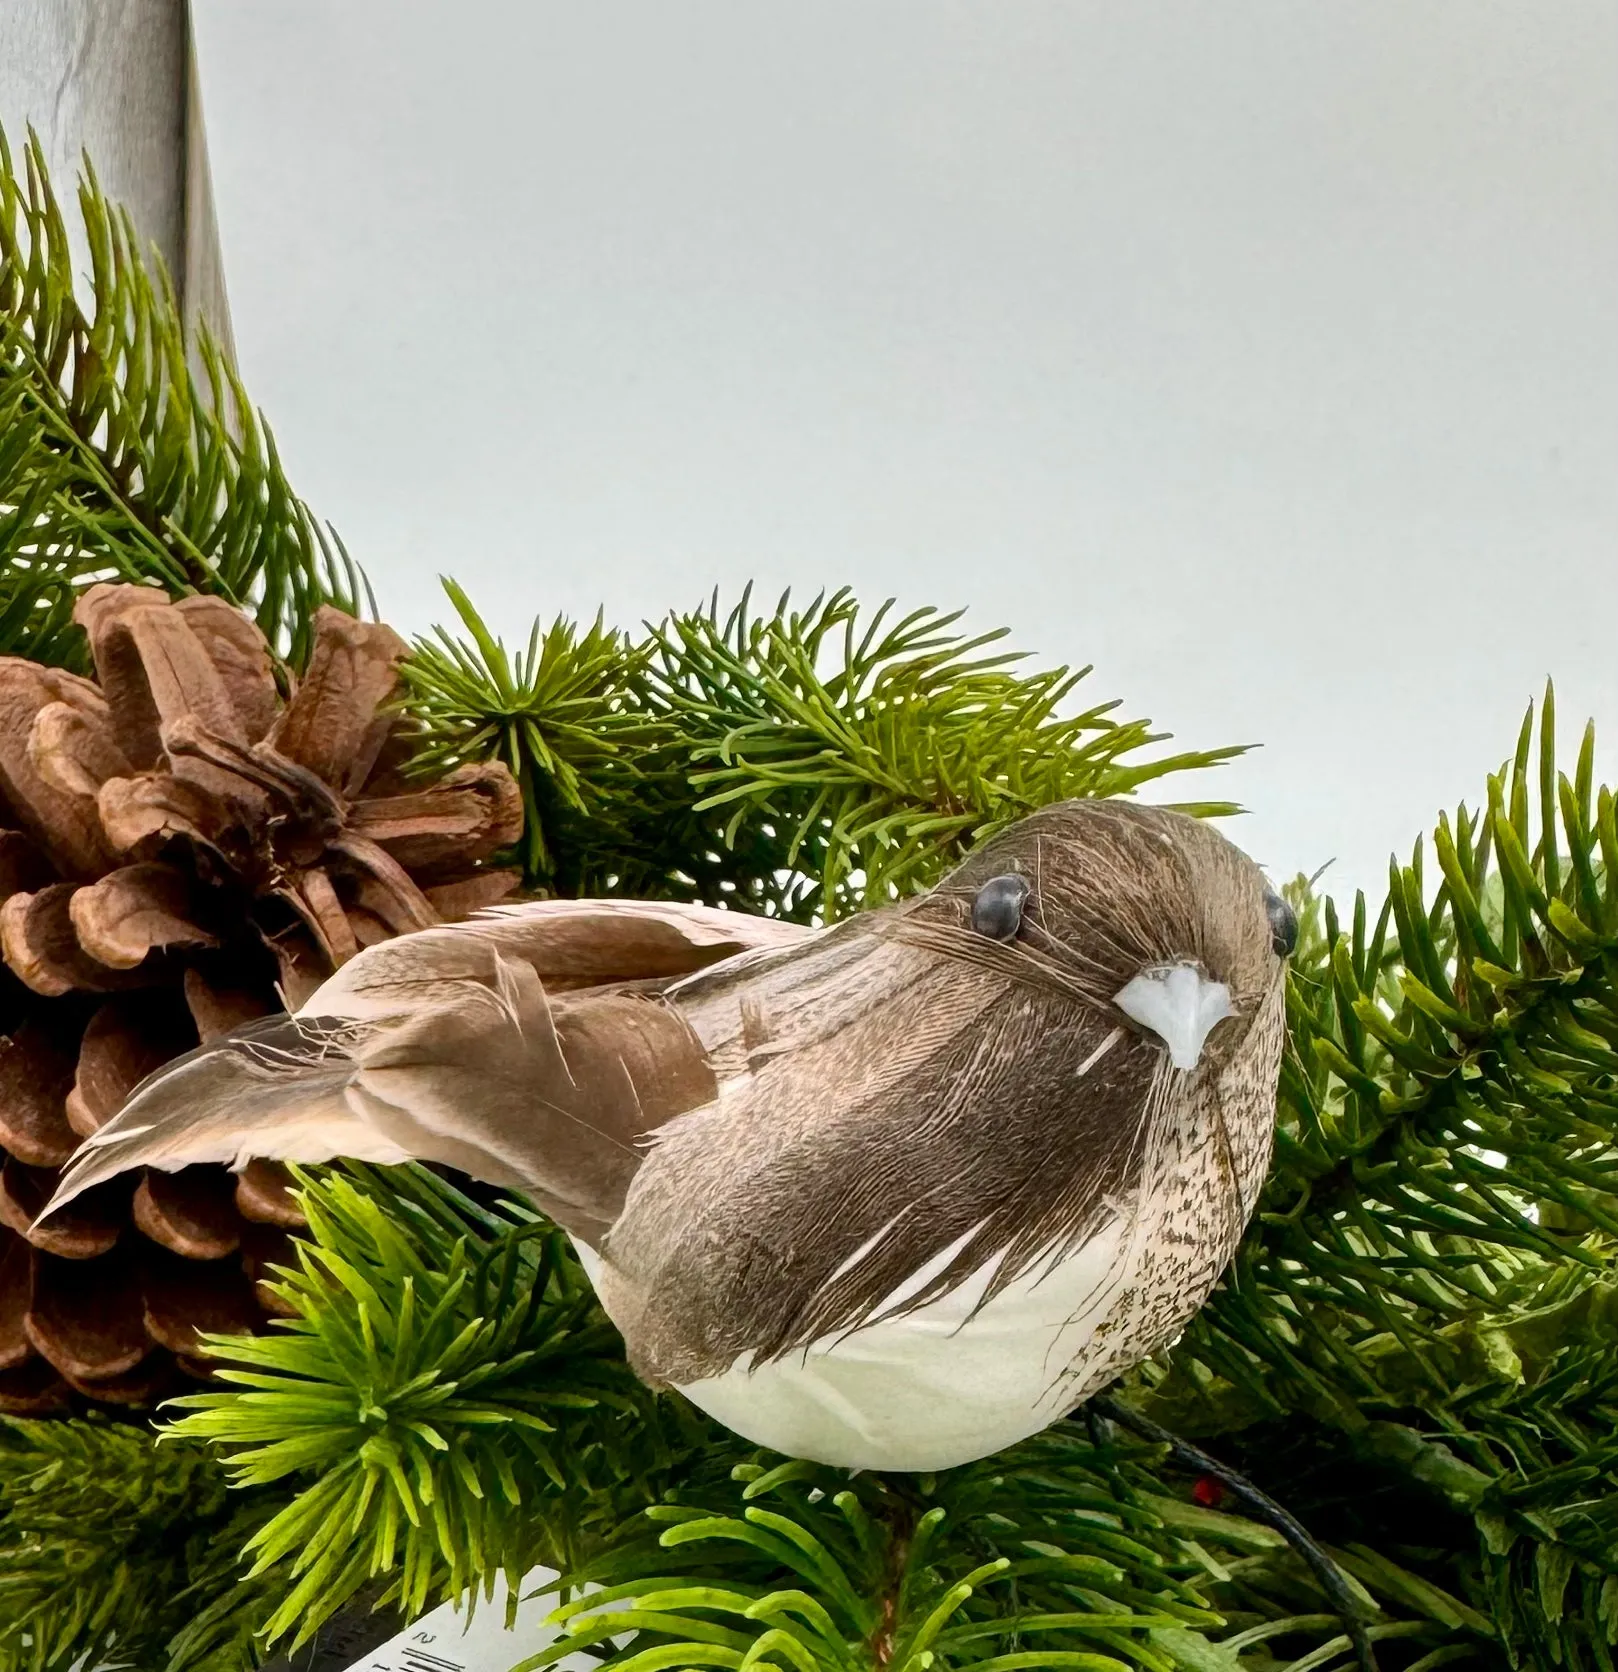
[40,798,1296,1472]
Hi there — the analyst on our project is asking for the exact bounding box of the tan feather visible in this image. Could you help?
[42,899,809,1241]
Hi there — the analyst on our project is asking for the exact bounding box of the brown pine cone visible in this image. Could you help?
[0,586,523,1412]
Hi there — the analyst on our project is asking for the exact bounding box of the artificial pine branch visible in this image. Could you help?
[403,583,1247,916]
[397,578,659,885]
[1134,688,1618,1669]
[521,1440,1485,1672]
[516,1439,1228,1672]
[165,1163,697,1649]
[0,125,372,672]
[639,586,1247,921]
[0,1413,282,1672]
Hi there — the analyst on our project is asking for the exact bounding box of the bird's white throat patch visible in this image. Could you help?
[1113,963,1233,1071]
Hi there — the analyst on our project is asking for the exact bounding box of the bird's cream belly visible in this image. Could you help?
[594,1217,1144,1472]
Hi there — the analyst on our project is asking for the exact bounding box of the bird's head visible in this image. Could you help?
[905,799,1295,1076]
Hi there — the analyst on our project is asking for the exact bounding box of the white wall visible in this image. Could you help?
[22,2,1618,900]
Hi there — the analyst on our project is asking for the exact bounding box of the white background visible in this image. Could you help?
[191,1,1616,903]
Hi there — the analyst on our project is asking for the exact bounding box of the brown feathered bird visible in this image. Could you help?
[41,799,1295,1470]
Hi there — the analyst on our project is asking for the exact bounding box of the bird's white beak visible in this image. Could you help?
[1114,963,1234,1072]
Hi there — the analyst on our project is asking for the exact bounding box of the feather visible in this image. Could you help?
[45,1013,408,1211]
[309,897,814,1015]
[42,899,798,1241]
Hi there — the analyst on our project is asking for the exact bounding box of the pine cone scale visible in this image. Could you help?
[28,699,133,799]
[0,1159,122,1258]
[133,1167,244,1260]
[422,870,522,920]
[171,594,282,742]
[67,992,196,1136]
[285,867,361,966]
[183,966,273,1041]
[0,586,524,1412]
[24,1247,151,1380]
[68,861,221,968]
[143,1247,261,1356]
[348,762,525,871]
[235,1161,308,1229]
[267,606,409,790]
[96,772,229,862]
[158,715,327,835]
[0,663,115,876]
[0,1359,70,1413]
[60,1354,183,1406]
[0,1232,33,1369]
[2,883,158,996]
[75,585,251,763]
[0,1019,80,1165]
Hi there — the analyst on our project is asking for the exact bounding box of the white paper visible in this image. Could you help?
[346,1570,615,1672]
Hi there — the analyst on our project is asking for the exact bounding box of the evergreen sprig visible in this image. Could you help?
[1138,688,1618,1670]
[543,1447,1490,1672]
[398,579,660,883]
[0,1415,274,1672]
[164,1165,660,1647]
[640,588,1246,920]
[0,125,371,670]
[521,1438,1227,1672]
[402,585,1246,916]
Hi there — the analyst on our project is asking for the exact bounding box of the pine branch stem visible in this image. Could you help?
[871,1491,918,1669]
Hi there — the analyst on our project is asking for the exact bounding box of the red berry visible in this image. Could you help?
[1192,1476,1226,1508]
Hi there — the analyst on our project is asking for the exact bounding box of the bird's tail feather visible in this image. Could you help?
[36,896,770,1241]
[39,1014,412,1224]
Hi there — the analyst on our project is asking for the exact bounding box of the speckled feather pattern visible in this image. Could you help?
[1057,973,1283,1405]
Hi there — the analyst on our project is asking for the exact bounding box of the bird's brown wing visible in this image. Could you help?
[309,898,812,1014]
[42,901,814,1243]
[599,919,1170,1386]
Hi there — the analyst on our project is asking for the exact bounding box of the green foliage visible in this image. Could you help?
[0,125,370,670]
[638,588,1244,920]
[522,1439,1226,1672]
[1137,688,1618,1670]
[0,1414,276,1672]
[398,578,658,882]
[403,584,1246,917]
[165,1164,700,1649]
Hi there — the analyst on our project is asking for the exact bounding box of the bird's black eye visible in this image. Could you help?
[1265,889,1298,958]
[972,873,1030,941]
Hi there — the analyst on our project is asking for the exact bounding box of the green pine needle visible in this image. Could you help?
[401,582,1247,914]
[1138,685,1618,1670]
[0,124,371,670]
[398,577,662,884]
[0,1414,274,1672]
[165,1164,676,1649]
[639,587,1247,920]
